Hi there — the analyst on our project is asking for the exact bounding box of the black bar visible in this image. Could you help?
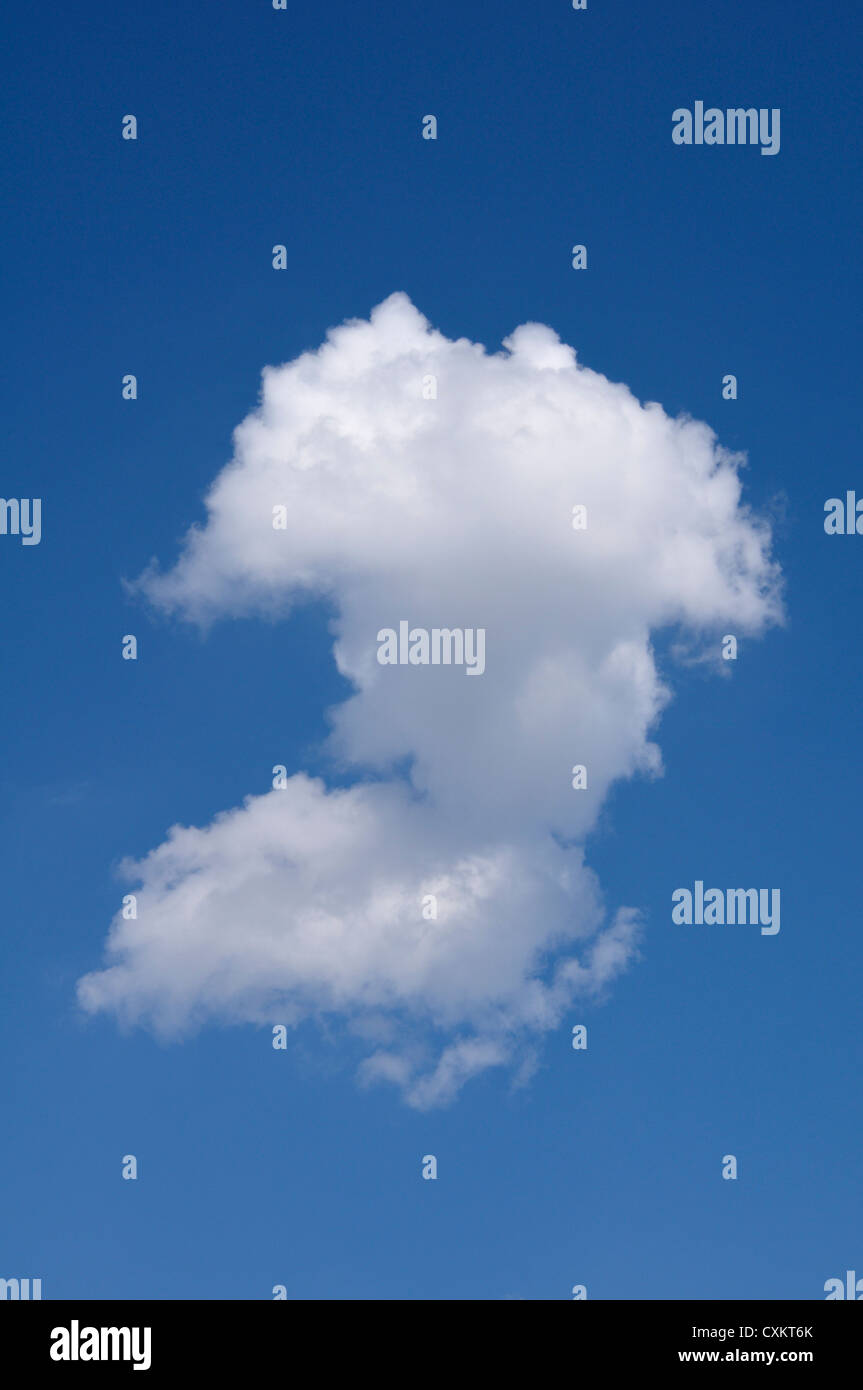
[2,1300,859,1375]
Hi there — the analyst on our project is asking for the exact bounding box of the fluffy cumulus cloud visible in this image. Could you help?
[78,293,783,1106]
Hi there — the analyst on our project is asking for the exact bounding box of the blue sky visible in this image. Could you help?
[1,0,861,1299]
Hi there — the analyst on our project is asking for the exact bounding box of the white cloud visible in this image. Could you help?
[78,293,783,1105]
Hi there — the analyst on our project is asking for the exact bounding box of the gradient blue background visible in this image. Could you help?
[1,0,860,1299]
